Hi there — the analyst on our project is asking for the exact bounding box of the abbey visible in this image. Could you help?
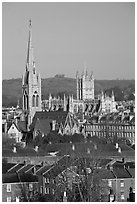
[22,20,41,128]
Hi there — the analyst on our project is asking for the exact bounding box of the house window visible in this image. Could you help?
[12,126,14,129]
[121,192,124,200]
[45,178,50,183]
[7,197,11,202]
[45,187,50,194]
[120,180,124,187]
[108,180,112,187]
[7,184,11,192]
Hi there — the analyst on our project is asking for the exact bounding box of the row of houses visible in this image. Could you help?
[84,112,135,145]
[2,156,135,202]
[2,108,135,147]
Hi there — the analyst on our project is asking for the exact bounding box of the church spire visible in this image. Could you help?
[26,19,35,68]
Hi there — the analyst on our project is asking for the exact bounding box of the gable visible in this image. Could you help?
[8,123,20,134]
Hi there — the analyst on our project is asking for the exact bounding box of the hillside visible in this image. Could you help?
[2,77,135,107]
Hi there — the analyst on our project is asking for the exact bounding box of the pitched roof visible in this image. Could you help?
[7,122,16,131]
[17,121,27,132]
[16,164,34,173]
[93,169,115,180]
[112,161,125,169]
[42,156,76,178]
[124,162,135,169]
[36,165,52,175]
[34,118,51,135]
[64,112,78,128]
[126,168,135,178]
[30,111,68,130]
[7,163,24,173]
[2,163,16,174]
[130,116,135,124]
[2,173,38,183]
[113,168,131,179]
[26,164,42,174]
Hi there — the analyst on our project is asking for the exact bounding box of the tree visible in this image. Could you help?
[51,153,110,202]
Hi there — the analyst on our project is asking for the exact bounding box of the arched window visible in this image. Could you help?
[36,95,39,107]
[23,95,26,109]
[32,95,35,107]
[26,95,29,109]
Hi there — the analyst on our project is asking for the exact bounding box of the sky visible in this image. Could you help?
[2,2,135,80]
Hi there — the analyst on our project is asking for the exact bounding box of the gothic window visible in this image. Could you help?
[26,95,29,109]
[36,95,39,107]
[23,95,26,109]
[32,95,35,107]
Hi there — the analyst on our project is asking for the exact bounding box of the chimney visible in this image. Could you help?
[115,143,119,149]
[23,160,26,165]
[63,191,67,202]
[110,165,113,171]
[34,146,39,152]
[72,144,75,151]
[118,147,121,153]
[13,146,17,153]
[52,120,56,131]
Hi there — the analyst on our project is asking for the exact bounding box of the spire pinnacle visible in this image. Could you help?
[83,61,88,77]
[26,19,34,68]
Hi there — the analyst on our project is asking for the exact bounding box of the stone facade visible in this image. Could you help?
[76,69,94,101]
[22,20,41,128]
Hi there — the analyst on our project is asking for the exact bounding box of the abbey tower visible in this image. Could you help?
[76,68,94,101]
[22,20,41,128]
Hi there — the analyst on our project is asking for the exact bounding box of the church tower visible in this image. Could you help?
[76,66,94,101]
[22,20,41,128]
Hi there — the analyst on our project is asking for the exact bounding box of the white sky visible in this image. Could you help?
[2,2,135,79]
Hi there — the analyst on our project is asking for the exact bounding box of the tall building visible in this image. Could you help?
[22,20,41,128]
[76,68,94,101]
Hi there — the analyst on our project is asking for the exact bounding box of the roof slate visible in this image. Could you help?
[113,168,131,179]
[2,173,38,183]
[2,163,16,174]
[30,111,68,130]
[8,163,24,173]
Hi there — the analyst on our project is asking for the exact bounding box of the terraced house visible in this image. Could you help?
[84,112,135,145]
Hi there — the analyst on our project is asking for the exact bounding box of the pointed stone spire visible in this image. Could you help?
[111,90,115,101]
[49,93,52,100]
[90,71,93,79]
[26,19,35,68]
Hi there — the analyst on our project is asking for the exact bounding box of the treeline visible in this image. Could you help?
[27,132,85,147]
[2,77,135,107]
